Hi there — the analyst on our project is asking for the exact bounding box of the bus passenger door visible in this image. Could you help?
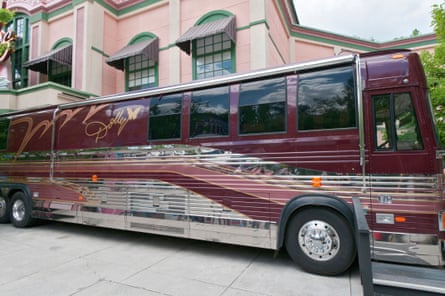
[364,90,438,260]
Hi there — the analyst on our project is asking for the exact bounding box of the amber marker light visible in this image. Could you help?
[392,53,404,59]
[91,174,98,182]
[395,216,406,223]
[312,176,322,188]
[79,195,85,201]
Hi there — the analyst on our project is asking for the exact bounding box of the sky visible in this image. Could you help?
[292,0,443,42]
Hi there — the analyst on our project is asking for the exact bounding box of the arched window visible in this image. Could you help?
[23,38,73,87]
[49,39,72,87]
[126,35,158,91]
[176,11,236,80]
[106,32,159,91]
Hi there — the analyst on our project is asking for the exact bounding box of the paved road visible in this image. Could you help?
[0,222,363,296]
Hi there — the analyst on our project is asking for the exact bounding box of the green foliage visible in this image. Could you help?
[432,3,445,40]
[420,2,445,145]
[0,43,8,55]
[0,8,14,24]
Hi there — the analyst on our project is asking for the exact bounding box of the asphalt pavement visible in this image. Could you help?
[0,221,363,296]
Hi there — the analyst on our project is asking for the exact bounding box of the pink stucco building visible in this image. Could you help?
[0,0,437,112]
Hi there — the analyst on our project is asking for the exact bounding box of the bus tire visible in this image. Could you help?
[0,195,11,223]
[10,191,34,228]
[285,208,355,276]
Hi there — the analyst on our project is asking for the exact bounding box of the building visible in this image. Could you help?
[0,0,437,112]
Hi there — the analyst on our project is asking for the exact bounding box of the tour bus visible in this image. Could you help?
[0,49,444,276]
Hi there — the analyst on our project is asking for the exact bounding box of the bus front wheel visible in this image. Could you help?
[10,192,34,228]
[285,208,356,276]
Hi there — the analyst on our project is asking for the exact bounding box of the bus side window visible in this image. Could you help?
[297,66,356,131]
[373,95,394,150]
[190,86,229,138]
[0,118,9,150]
[148,94,183,140]
[373,93,423,151]
[239,77,286,134]
[394,93,423,150]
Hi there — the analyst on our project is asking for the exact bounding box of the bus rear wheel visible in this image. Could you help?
[0,195,11,223]
[285,208,356,276]
[10,192,34,228]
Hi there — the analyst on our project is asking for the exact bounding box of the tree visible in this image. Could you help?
[420,2,445,145]
[411,28,420,37]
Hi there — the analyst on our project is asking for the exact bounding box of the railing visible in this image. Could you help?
[352,196,374,296]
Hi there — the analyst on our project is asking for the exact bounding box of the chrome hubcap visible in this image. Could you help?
[12,199,25,222]
[0,197,6,217]
[298,220,340,261]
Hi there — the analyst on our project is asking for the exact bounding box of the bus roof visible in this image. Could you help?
[1,54,356,117]
[1,49,412,117]
[62,54,356,109]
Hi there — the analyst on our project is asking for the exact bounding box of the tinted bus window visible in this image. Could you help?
[190,86,229,138]
[373,93,423,151]
[239,77,286,134]
[149,94,182,140]
[297,66,356,130]
[0,118,9,150]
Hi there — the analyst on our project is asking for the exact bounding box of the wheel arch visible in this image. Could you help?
[0,183,32,201]
[276,194,354,249]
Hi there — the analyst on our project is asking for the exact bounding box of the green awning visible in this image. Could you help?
[24,45,72,74]
[176,16,236,55]
[106,38,159,71]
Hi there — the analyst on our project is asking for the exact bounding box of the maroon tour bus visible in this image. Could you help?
[0,49,444,275]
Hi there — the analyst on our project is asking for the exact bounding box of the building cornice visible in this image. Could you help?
[7,0,164,20]
[282,0,437,51]
[7,0,438,50]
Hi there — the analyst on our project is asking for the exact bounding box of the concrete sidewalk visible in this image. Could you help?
[0,222,363,296]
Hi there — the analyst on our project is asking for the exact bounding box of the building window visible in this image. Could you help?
[8,14,29,89]
[127,55,157,91]
[49,59,71,87]
[46,40,72,87]
[106,33,159,92]
[23,40,72,87]
[194,33,234,80]
[175,13,236,80]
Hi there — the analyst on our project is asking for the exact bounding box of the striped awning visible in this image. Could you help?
[24,45,72,74]
[176,16,236,55]
[106,38,159,71]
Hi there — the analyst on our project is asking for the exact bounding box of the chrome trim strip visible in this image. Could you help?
[372,231,443,266]
[50,107,60,182]
[33,207,276,249]
[356,55,366,188]
[373,278,445,294]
